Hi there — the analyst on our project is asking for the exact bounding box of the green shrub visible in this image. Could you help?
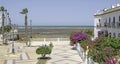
[84,29,94,37]
[36,59,47,64]
[0,25,12,33]
[79,40,92,50]
[88,36,120,64]
[36,45,53,58]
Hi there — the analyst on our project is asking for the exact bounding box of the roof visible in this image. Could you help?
[94,4,120,16]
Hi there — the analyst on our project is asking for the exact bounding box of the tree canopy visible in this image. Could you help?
[20,8,28,14]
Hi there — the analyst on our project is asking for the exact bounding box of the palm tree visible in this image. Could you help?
[20,8,29,46]
[0,6,7,44]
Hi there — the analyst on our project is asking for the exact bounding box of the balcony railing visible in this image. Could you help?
[96,22,120,28]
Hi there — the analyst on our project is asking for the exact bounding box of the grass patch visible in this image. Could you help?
[36,59,47,64]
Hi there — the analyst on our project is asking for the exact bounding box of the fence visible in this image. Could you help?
[75,43,98,64]
[31,38,70,42]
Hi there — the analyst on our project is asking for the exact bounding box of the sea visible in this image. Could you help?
[18,26,94,34]
[17,26,94,38]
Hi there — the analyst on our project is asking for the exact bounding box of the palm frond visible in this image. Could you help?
[20,12,25,14]
[0,6,5,11]
[20,8,28,14]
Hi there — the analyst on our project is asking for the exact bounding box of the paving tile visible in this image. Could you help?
[46,42,84,64]
[5,59,15,64]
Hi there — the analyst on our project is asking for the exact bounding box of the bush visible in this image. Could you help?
[36,45,53,58]
[84,29,94,37]
[0,25,12,33]
[80,40,92,50]
[70,32,89,45]
[88,36,120,64]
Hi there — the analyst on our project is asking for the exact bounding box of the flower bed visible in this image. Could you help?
[88,36,120,64]
[70,32,120,64]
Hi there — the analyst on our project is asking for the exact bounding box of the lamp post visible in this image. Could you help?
[30,20,32,36]
[12,24,15,54]
[7,12,11,26]
[28,20,32,46]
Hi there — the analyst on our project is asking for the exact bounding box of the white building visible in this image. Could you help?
[94,4,120,38]
[0,15,2,27]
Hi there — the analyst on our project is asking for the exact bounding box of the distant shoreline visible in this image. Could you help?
[17,26,94,40]
[17,26,94,34]
[18,25,94,27]
[17,26,94,29]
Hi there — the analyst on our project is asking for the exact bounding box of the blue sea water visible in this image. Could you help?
[18,26,94,34]
[18,26,94,29]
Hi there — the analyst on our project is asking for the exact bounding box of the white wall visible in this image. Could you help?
[94,10,120,38]
[94,16,101,38]
[0,15,2,27]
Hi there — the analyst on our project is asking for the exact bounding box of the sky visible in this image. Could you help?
[0,0,120,26]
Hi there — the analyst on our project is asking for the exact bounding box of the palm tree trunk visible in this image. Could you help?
[25,14,28,46]
[2,12,4,44]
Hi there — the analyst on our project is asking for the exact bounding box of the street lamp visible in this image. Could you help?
[30,20,32,36]
[7,12,11,26]
[12,24,15,54]
[28,20,32,46]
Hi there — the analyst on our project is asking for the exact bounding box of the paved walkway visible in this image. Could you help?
[2,41,84,64]
[5,59,15,64]
[20,52,29,60]
[5,43,30,64]
[46,41,84,64]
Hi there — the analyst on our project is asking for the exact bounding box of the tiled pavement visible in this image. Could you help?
[5,44,30,64]
[2,41,84,64]
[5,59,14,64]
[20,52,30,60]
[46,42,84,64]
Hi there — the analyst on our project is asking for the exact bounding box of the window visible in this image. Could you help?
[113,17,115,22]
[105,30,108,37]
[113,17,115,26]
[98,19,101,27]
[119,22,120,26]
[105,19,107,27]
[118,33,120,37]
[113,33,116,37]
[109,17,111,22]
[109,33,111,37]
[99,19,100,23]
[104,21,107,27]
[109,21,111,26]
[119,16,120,21]
[109,17,111,26]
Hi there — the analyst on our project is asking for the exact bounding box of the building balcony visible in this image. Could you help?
[96,22,120,28]
[96,24,101,28]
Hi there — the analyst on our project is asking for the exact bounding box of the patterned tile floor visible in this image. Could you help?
[0,41,84,64]
[46,42,84,64]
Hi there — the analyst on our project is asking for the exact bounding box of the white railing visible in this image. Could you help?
[75,43,98,64]
[31,38,69,42]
